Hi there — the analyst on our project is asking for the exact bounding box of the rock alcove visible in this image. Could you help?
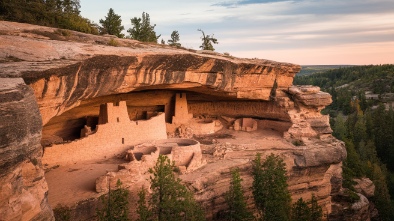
[0,21,347,221]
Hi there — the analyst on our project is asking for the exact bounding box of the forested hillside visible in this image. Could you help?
[298,65,355,76]
[295,65,394,114]
[0,0,98,34]
[295,65,394,220]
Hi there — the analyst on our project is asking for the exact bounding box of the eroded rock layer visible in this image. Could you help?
[0,21,343,220]
[0,78,53,221]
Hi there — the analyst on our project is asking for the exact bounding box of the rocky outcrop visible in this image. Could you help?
[329,189,378,221]
[286,85,333,139]
[181,135,345,219]
[0,21,345,220]
[329,178,377,221]
[0,21,299,126]
[0,78,53,221]
[354,178,375,198]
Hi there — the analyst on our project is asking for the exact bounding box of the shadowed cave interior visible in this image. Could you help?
[41,89,292,147]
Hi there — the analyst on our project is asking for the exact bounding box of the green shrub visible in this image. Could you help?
[55,29,72,37]
[108,38,119,47]
[53,204,71,221]
[292,139,305,146]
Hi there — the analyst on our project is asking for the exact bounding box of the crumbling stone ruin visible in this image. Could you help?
[0,21,358,221]
[96,138,204,193]
[42,100,167,166]
[167,93,223,137]
[232,118,258,132]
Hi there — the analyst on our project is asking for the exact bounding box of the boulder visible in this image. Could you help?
[354,178,375,198]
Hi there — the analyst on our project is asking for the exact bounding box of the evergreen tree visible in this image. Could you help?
[62,0,80,14]
[309,194,323,221]
[167,30,181,47]
[136,187,153,221]
[291,195,322,221]
[148,155,205,221]
[333,114,347,140]
[96,179,130,221]
[252,153,291,221]
[0,0,98,34]
[291,198,310,221]
[99,8,125,38]
[372,104,394,170]
[358,92,368,112]
[127,12,160,42]
[223,168,253,221]
[342,139,364,190]
[358,140,379,165]
[371,163,394,221]
[352,113,367,147]
[197,29,218,51]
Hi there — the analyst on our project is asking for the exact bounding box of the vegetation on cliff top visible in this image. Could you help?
[0,0,99,34]
[1,1,222,50]
[127,12,161,43]
[198,29,219,51]
[99,8,124,38]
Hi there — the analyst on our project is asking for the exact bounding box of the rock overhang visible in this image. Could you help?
[0,21,348,220]
[0,21,302,140]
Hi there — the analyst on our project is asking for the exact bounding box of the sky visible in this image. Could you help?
[80,0,394,65]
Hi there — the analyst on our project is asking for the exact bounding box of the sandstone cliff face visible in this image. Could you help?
[181,135,345,219]
[0,78,53,221]
[0,21,345,220]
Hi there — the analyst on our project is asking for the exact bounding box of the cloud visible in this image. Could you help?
[80,0,394,64]
[213,0,297,7]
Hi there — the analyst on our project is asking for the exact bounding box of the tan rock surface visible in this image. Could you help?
[354,178,375,198]
[0,21,346,220]
[0,21,300,125]
[0,78,53,221]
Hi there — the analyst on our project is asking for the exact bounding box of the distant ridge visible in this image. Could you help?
[298,65,356,76]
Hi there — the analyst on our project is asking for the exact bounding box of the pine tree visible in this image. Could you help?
[167,30,181,47]
[127,12,161,42]
[223,168,253,221]
[99,8,125,38]
[0,0,98,34]
[371,163,394,221]
[372,104,388,162]
[309,194,323,221]
[197,29,218,51]
[353,113,367,147]
[291,198,310,221]
[252,153,291,221]
[136,187,153,221]
[291,195,323,221]
[96,179,130,221]
[333,114,347,140]
[148,155,205,221]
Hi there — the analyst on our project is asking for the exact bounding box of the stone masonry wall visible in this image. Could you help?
[42,111,167,166]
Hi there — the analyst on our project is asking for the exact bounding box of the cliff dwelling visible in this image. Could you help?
[42,90,298,208]
[38,85,338,221]
[1,22,347,221]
